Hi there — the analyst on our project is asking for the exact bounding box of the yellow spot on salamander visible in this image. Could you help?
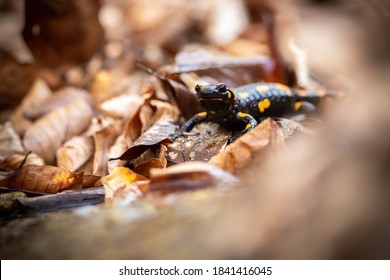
[258,99,271,113]
[238,113,248,118]
[255,84,269,93]
[275,83,292,94]
[227,91,232,99]
[210,111,216,114]
[245,123,251,130]
[238,92,249,98]
[294,101,303,111]
[198,112,207,117]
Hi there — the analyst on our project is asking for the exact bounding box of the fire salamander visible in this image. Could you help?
[172,82,343,141]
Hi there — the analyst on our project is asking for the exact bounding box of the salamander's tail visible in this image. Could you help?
[293,88,346,105]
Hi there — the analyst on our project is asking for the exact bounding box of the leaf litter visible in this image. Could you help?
[0,0,336,217]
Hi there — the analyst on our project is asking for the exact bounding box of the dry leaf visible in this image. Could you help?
[23,87,95,121]
[150,99,180,122]
[98,73,152,119]
[157,73,201,120]
[10,78,52,135]
[0,122,24,161]
[129,103,154,143]
[93,121,123,176]
[158,144,168,168]
[81,175,102,189]
[117,100,180,161]
[23,98,93,164]
[90,70,128,103]
[107,134,129,174]
[57,136,93,172]
[277,118,315,139]
[133,158,164,178]
[166,122,229,163]
[0,165,97,193]
[99,94,144,119]
[83,116,118,137]
[117,121,178,161]
[0,153,44,172]
[137,64,202,120]
[102,166,149,200]
[149,161,238,192]
[209,118,286,174]
[123,105,144,145]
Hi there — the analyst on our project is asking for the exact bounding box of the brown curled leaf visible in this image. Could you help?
[0,165,95,193]
[107,134,129,174]
[90,70,128,103]
[150,99,180,123]
[209,118,286,175]
[102,167,149,200]
[81,175,102,189]
[10,78,52,135]
[117,100,180,161]
[116,121,178,161]
[124,104,147,145]
[57,136,94,172]
[93,120,123,176]
[23,87,95,120]
[0,122,24,161]
[23,98,93,164]
[0,153,44,172]
[160,76,201,120]
[133,158,164,178]
[149,161,238,193]
[99,93,145,119]
[158,144,168,168]
[138,64,201,120]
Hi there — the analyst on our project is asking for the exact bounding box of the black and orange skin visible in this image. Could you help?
[172,82,341,141]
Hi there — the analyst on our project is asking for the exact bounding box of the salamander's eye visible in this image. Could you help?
[216,83,227,92]
[195,84,201,92]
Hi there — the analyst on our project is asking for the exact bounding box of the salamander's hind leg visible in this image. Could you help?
[171,112,208,141]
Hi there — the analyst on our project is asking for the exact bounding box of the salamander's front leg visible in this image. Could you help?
[237,112,257,132]
[229,112,258,142]
[171,112,208,141]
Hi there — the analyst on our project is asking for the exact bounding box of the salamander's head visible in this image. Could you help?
[195,83,235,111]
